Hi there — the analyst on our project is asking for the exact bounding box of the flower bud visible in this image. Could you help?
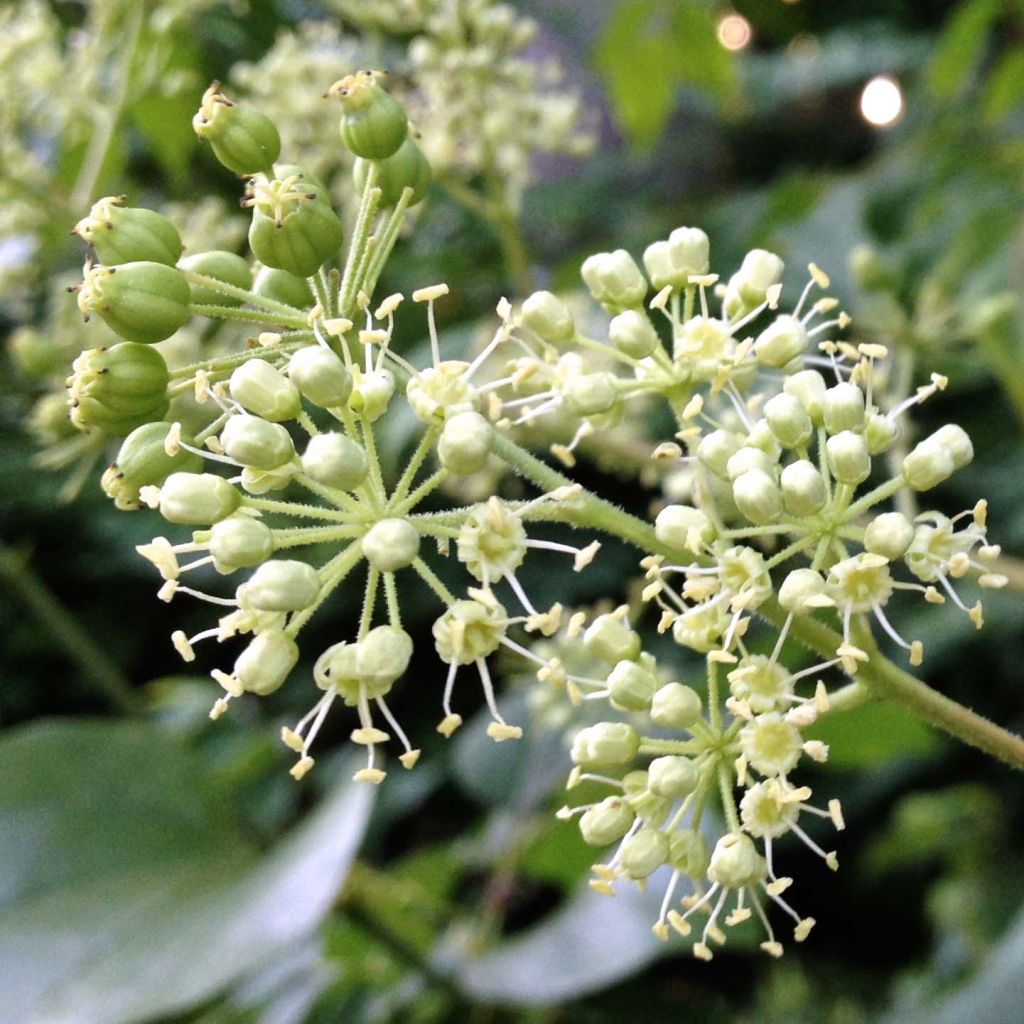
[209,515,274,572]
[642,227,709,290]
[240,559,320,611]
[732,468,782,525]
[363,518,420,571]
[609,309,659,358]
[254,265,313,308]
[778,567,828,614]
[823,382,865,435]
[193,82,281,175]
[648,756,699,799]
[849,245,891,293]
[159,472,241,525]
[314,641,359,695]
[570,722,640,768]
[864,511,915,561]
[234,630,298,695]
[178,251,252,306]
[349,368,395,421]
[329,71,409,159]
[353,136,431,207]
[902,426,972,491]
[607,659,659,712]
[520,290,575,345]
[68,343,169,435]
[582,613,641,664]
[438,410,492,475]
[102,421,202,509]
[229,359,301,422]
[655,504,715,551]
[563,371,618,416]
[764,392,812,449]
[74,196,182,266]
[726,446,776,482]
[248,180,344,278]
[580,250,647,310]
[697,429,744,479]
[287,346,352,408]
[668,829,711,877]
[826,430,871,485]
[433,598,508,664]
[708,832,766,889]
[579,797,635,846]
[622,770,671,826]
[724,249,784,319]
[356,625,414,693]
[301,432,368,491]
[75,262,190,345]
[221,414,295,470]
[650,682,702,729]
[755,314,808,369]
[619,827,669,880]
[8,328,67,379]
[783,369,827,425]
[780,459,827,516]
[931,424,974,471]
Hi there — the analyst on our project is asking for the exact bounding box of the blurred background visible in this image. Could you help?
[3,1,1024,1021]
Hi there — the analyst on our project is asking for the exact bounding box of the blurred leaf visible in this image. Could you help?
[983,48,1024,122]
[0,719,373,1024]
[927,0,1000,99]
[808,699,942,769]
[131,92,197,184]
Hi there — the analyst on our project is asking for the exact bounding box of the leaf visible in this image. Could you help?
[0,719,373,1024]
[131,92,198,184]
[807,699,942,770]
[983,48,1024,122]
[926,0,1000,100]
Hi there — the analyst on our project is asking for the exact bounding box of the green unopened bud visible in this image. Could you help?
[780,460,827,516]
[221,414,295,470]
[287,346,352,408]
[755,314,808,369]
[301,432,368,491]
[520,290,575,345]
[354,136,431,207]
[865,412,898,455]
[823,382,865,434]
[778,567,828,614]
[433,597,507,664]
[234,630,298,695]
[648,755,699,799]
[356,624,413,693]
[620,827,669,880]
[650,682,702,729]
[642,227,709,290]
[697,429,743,478]
[313,641,359,696]
[240,558,320,611]
[179,251,252,306]
[159,471,240,525]
[826,430,871,485]
[655,504,715,551]
[563,371,618,416]
[329,71,408,159]
[580,250,647,310]
[931,424,974,471]
[254,265,312,308]
[726,446,776,482]
[102,421,202,509]
[438,410,492,474]
[363,518,420,571]
[349,368,395,421]
[902,425,971,491]
[609,309,659,358]
[668,829,711,876]
[75,262,190,345]
[229,359,301,422]
[864,511,915,561]
[68,342,169,435]
[733,468,782,525]
[764,392,813,449]
[708,832,766,889]
[724,249,784,319]
[209,515,274,572]
[607,659,658,712]
[74,196,182,266]
[579,797,635,846]
[193,82,281,175]
[783,369,827,425]
[570,722,640,768]
[583,612,641,664]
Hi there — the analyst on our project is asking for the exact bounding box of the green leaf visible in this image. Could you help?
[0,719,373,1024]
[131,92,198,184]
[926,0,1000,99]
[807,699,942,770]
[984,48,1024,122]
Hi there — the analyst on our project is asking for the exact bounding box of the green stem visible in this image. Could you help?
[340,165,381,317]
[843,475,905,521]
[188,303,307,330]
[181,271,304,317]
[412,558,456,604]
[167,338,308,381]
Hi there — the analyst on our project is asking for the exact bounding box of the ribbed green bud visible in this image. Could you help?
[563,371,618,416]
[301,432,368,491]
[240,559,320,612]
[707,832,766,889]
[650,682,702,729]
[864,511,915,561]
[433,598,507,665]
[102,421,202,509]
[668,829,711,877]
[253,265,312,308]
[520,290,575,345]
[778,567,828,614]
[931,424,974,471]
[726,446,776,482]
[68,343,169,435]
[354,136,431,207]
[723,249,784,319]
[209,515,274,573]
[607,659,658,712]
[733,468,782,525]
[783,369,827,425]
[329,71,409,159]
[438,410,492,475]
[248,179,344,278]
[234,630,298,695]
[356,625,413,692]
[823,382,865,434]
[579,797,635,846]
[221,414,295,470]
[901,425,972,492]
[75,262,190,345]
[580,250,647,310]
[287,346,352,409]
[582,613,641,664]
[619,828,669,880]
[350,368,395,421]
[826,430,871,485]
[608,309,659,358]
[697,429,743,478]
[229,359,301,422]
[179,251,252,306]
[780,459,827,516]
[74,196,182,266]
[642,227,710,290]
[193,82,280,175]
[648,756,699,799]
[755,314,808,369]
[363,518,420,571]
[159,472,240,525]
[764,392,813,449]
[570,722,640,768]
[655,504,715,551]
[865,412,898,455]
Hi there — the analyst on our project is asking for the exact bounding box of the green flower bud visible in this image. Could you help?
[648,755,699,799]
[823,381,865,435]
[68,342,169,435]
[8,328,67,378]
[622,770,671,826]
[864,511,915,561]
[240,558,320,612]
[755,314,808,369]
[329,71,409,159]
[349,367,395,421]
[229,359,301,422]
[301,432,368,491]
[642,227,710,290]
[723,249,784,319]
[668,829,711,877]
[931,424,974,471]
[579,797,635,846]
[363,518,420,571]
[580,250,647,310]
[582,612,641,664]
[433,597,508,664]
[650,682,702,729]
[901,426,972,492]
[159,471,240,525]
[570,722,640,768]
[288,346,352,408]
[356,624,413,693]
[783,369,827,425]
[520,290,575,345]
[353,136,431,208]
[102,421,202,509]
[221,414,295,470]
[75,261,190,345]
[726,446,776,482]
[707,832,766,889]
[178,251,252,306]
[314,642,359,698]
[608,309,659,359]
[209,515,274,572]
[563,371,618,416]
[254,265,313,308]
[780,459,827,517]
[655,504,715,551]
[438,410,492,475]
[732,468,782,525]
[234,629,298,695]
[607,659,659,712]
[697,429,743,479]
[778,567,829,614]
[865,412,898,455]
[764,392,813,449]
[248,180,344,278]
[826,430,871,485]
[74,196,182,267]
[619,827,669,880]
[193,82,281,175]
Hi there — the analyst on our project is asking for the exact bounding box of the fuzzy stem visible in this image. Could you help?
[188,303,307,330]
